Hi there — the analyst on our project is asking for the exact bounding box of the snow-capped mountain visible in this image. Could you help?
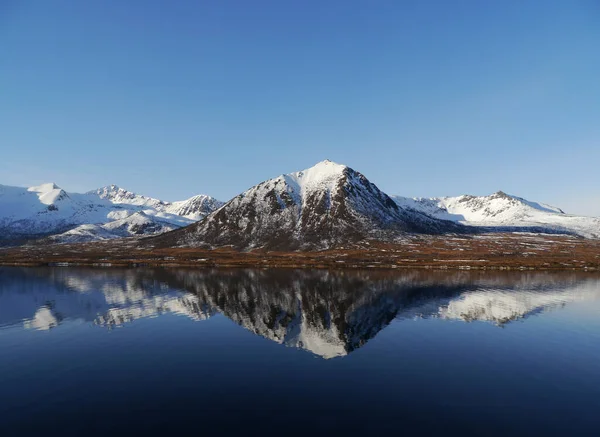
[0,183,222,245]
[91,184,224,220]
[392,191,600,238]
[153,160,462,250]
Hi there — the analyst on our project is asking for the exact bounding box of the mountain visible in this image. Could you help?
[392,191,600,239]
[90,185,224,220]
[151,160,463,250]
[0,183,222,245]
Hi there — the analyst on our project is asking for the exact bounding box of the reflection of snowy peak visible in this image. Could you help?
[397,275,600,325]
[0,268,214,331]
[0,182,221,244]
[392,191,600,238]
[95,293,212,327]
[437,287,598,324]
[2,268,599,357]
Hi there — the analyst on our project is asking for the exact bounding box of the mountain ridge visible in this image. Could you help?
[392,190,599,239]
[0,182,222,245]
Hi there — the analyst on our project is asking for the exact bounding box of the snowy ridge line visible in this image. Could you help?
[0,182,223,244]
[391,190,599,239]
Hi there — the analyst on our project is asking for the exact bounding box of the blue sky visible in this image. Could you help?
[1,0,599,215]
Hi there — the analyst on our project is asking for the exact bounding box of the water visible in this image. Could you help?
[1,267,599,436]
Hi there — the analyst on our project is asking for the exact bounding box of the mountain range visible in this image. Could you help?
[151,160,599,250]
[1,160,598,249]
[0,183,223,245]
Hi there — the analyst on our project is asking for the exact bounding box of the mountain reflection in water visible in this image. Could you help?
[1,267,598,359]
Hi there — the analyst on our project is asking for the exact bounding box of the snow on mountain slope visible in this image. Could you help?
[47,224,119,244]
[165,194,225,220]
[92,185,167,208]
[0,183,110,237]
[152,160,462,250]
[0,183,221,244]
[29,183,71,205]
[392,191,600,239]
[92,185,223,220]
[52,213,181,243]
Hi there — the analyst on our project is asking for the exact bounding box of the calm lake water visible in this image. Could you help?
[1,267,599,436]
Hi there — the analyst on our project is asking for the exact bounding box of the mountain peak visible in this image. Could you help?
[491,190,512,199]
[95,184,125,194]
[27,183,69,205]
[94,185,138,199]
[28,182,61,193]
[166,194,225,220]
[89,185,168,209]
[285,160,349,194]
[306,159,346,172]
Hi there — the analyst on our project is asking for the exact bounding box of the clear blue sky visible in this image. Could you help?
[1,0,599,215]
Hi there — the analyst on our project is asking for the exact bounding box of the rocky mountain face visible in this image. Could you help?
[392,191,600,238]
[2,267,598,358]
[153,160,463,250]
[0,183,222,245]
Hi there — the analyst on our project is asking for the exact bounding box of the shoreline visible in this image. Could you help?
[1,232,599,271]
[0,262,597,272]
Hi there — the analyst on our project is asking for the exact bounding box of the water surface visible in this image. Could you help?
[1,267,599,436]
